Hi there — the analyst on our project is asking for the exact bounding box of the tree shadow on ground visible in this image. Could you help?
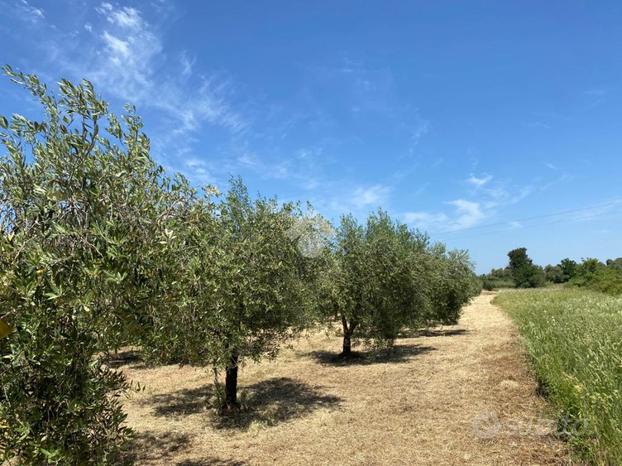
[176,459,248,466]
[124,430,247,465]
[143,377,342,430]
[397,328,469,338]
[104,349,147,369]
[309,343,435,366]
[122,430,193,464]
[145,385,214,417]
[214,377,342,430]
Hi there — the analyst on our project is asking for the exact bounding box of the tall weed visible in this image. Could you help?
[495,289,622,464]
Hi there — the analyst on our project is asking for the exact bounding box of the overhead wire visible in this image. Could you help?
[431,198,622,240]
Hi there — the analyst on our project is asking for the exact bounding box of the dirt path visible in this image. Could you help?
[123,292,569,465]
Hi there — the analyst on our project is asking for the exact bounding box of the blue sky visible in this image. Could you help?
[1,0,622,273]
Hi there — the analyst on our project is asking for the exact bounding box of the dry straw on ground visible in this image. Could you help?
[120,292,569,465]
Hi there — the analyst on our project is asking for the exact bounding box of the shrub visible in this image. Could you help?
[544,264,564,284]
[570,258,622,295]
[481,278,495,291]
[480,267,515,290]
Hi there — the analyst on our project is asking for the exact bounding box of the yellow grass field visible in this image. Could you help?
[118,293,568,465]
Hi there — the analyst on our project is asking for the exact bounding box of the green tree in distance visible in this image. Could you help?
[544,264,564,283]
[507,247,545,288]
[559,258,578,282]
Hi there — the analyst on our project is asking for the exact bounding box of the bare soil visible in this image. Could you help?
[121,292,569,465]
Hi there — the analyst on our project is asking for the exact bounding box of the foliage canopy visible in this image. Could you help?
[0,66,176,463]
[319,211,479,356]
[0,68,480,462]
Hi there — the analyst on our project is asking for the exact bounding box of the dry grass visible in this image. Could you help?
[120,292,569,465]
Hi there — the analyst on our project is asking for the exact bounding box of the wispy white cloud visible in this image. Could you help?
[96,2,113,14]
[235,151,289,180]
[481,183,533,209]
[448,199,486,229]
[583,87,608,107]
[404,199,485,232]
[351,184,390,209]
[101,4,143,29]
[177,139,328,192]
[466,174,492,187]
[584,88,607,97]
[12,0,45,23]
[48,2,245,142]
[89,11,161,100]
[28,1,248,180]
[159,77,245,135]
[183,158,214,185]
[179,51,195,79]
[101,31,132,61]
[14,9,429,205]
[538,172,573,192]
[526,121,551,129]
[406,117,430,157]
[403,211,449,229]
[403,171,542,232]
[301,182,393,219]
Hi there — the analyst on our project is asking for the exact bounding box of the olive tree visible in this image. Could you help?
[320,211,480,355]
[426,245,480,325]
[144,180,314,412]
[0,69,171,464]
[320,211,429,356]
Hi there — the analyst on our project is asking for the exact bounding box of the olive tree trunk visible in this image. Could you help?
[224,351,239,410]
[340,315,357,357]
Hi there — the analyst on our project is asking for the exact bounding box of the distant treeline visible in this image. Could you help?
[481,248,622,295]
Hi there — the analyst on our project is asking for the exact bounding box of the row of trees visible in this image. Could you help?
[482,247,622,295]
[319,214,478,357]
[0,70,480,464]
[563,257,622,295]
[543,258,579,284]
